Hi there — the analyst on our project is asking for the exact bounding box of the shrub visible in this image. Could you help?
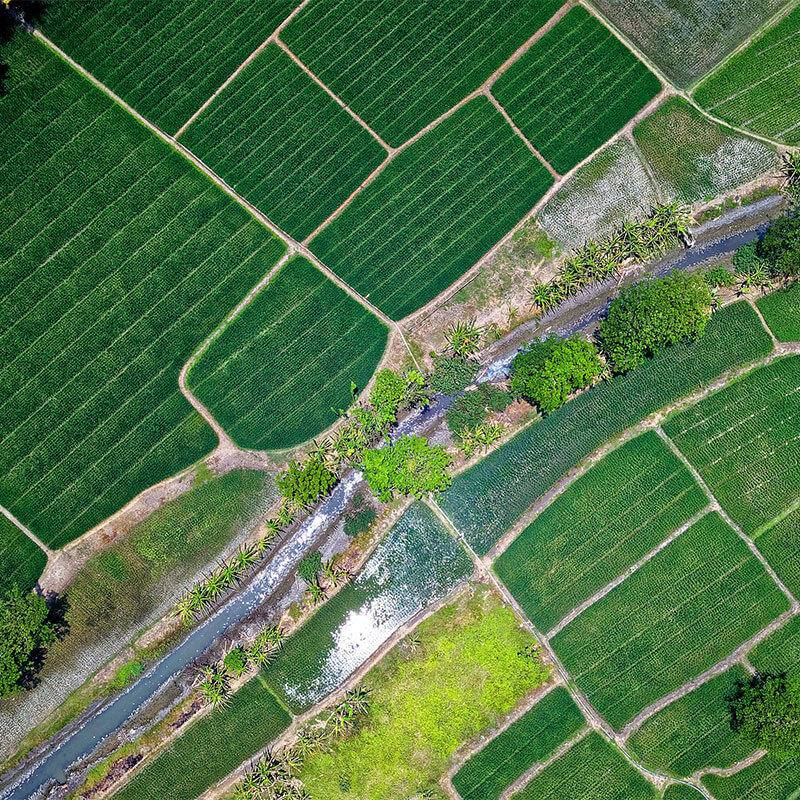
[429,354,478,395]
[598,272,712,373]
[363,435,452,501]
[444,319,483,357]
[758,215,800,278]
[223,646,249,677]
[732,674,800,756]
[510,336,602,413]
[343,497,377,538]
[277,456,337,508]
[369,368,428,429]
[704,265,736,288]
[447,384,511,434]
[298,551,323,585]
[733,240,769,275]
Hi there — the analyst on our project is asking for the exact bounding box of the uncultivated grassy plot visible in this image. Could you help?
[112,675,290,800]
[662,356,800,536]
[627,666,753,777]
[452,687,585,800]
[441,302,772,555]
[590,0,787,88]
[0,36,285,549]
[495,431,707,633]
[0,515,46,594]
[757,283,800,342]
[514,732,659,800]
[633,97,778,204]
[39,0,299,134]
[297,585,549,800]
[282,0,563,147]
[754,507,800,599]
[551,513,789,729]
[694,6,800,146]
[537,140,659,249]
[310,98,553,319]
[703,754,800,800]
[187,257,388,451]
[265,503,472,712]
[180,44,386,241]
[492,7,661,174]
[750,615,800,679]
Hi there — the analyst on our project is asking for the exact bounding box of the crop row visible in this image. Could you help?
[0,515,46,594]
[452,687,585,800]
[495,430,708,632]
[662,356,800,536]
[757,281,800,342]
[753,506,800,600]
[187,257,388,451]
[493,6,661,174]
[283,0,562,146]
[703,752,800,799]
[551,512,790,729]
[441,301,773,555]
[181,44,386,241]
[309,97,553,320]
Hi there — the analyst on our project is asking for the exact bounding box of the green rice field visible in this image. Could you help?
[750,615,800,680]
[662,356,800,536]
[0,515,47,595]
[757,283,800,342]
[39,0,299,134]
[282,0,563,147]
[186,257,388,451]
[514,732,658,800]
[702,754,800,800]
[494,431,708,633]
[664,784,706,800]
[0,36,285,549]
[441,302,772,555]
[492,7,660,174]
[551,513,789,729]
[265,503,472,712]
[633,97,778,204]
[112,674,290,800]
[452,687,585,800]
[694,6,800,146]
[180,44,386,241]
[309,97,552,319]
[626,666,753,777]
[753,507,800,598]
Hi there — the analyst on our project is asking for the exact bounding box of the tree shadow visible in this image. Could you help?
[0,0,49,95]
[16,590,71,692]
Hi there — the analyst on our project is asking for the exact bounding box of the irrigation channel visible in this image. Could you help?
[0,194,784,800]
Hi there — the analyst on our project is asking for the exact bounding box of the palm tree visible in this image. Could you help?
[233,543,259,574]
[307,580,326,605]
[345,685,371,714]
[175,593,195,626]
[444,319,483,357]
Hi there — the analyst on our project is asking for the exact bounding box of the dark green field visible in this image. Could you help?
[757,283,800,342]
[703,754,800,800]
[0,515,47,594]
[750,615,800,680]
[754,507,800,599]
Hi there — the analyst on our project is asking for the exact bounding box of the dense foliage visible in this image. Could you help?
[277,455,337,509]
[363,436,452,501]
[758,215,800,278]
[704,265,736,288]
[0,586,56,698]
[510,336,602,413]
[447,384,511,434]
[598,272,712,373]
[428,354,478,395]
[298,551,323,586]
[731,675,800,756]
[369,369,428,430]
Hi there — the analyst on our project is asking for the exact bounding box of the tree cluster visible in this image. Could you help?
[731,674,800,757]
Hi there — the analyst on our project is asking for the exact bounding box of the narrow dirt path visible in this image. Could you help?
[697,750,767,780]
[0,505,51,556]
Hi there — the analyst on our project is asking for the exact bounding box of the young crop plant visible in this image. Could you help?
[492,6,661,174]
[0,515,47,595]
[753,507,800,599]
[702,752,800,800]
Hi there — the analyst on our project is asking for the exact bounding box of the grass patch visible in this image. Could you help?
[180,44,386,240]
[633,97,778,205]
[187,257,388,450]
[441,302,772,555]
[702,754,800,799]
[627,666,754,777]
[495,431,708,632]
[452,686,585,800]
[493,7,660,174]
[757,282,800,342]
[0,514,46,594]
[551,513,789,729]
[309,97,553,320]
[297,584,550,799]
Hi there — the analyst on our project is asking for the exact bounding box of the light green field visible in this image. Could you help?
[702,754,800,800]
[757,283,800,342]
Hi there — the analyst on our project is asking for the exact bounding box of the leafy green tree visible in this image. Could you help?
[298,550,323,585]
[731,674,800,756]
[704,265,736,288]
[758,216,800,279]
[277,455,337,508]
[0,585,56,698]
[510,335,602,413]
[363,435,452,501]
[223,646,249,678]
[597,272,712,373]
[369,369,429,429]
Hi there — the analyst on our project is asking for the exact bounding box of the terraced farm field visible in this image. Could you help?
[694,6,800,146]
[452,687,585,800]
[0,516,46,595]
[758,282,800,342]
[551,513,790,729]
[282,0,563,146]
[514,732,658,800]
[627,666,754,777]
[633,97,778,204]
[494,431,708,632]
[180,44,386,240]
[492,7,660,175]
[186,257,388,451]
[590,0,787,87]
[441,302,772,554]
[310,97,553,319]
[662,356,800,536]
[265,503,472,711]
[39,0,299,134]
[0,35,285,548]
[703,754,800,800]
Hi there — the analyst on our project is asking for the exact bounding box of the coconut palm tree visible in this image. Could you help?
[175,594,195,626]
[307,580,326,605]
[444,319,483,357]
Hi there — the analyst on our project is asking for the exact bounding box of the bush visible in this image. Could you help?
[510,336,602,413]
[343,496,377,538]
[298,551,323,585]
[363,435,452,501]
[598,272,712,373]
[733,240,769,275]
[277,456,337,508]
[369,369,428,428]
[704,265,736,288]
[731,674,800,756]
[223,646,249,677]
[447,384,511,435]
[758,215,800,278]
[429,354,478,395]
